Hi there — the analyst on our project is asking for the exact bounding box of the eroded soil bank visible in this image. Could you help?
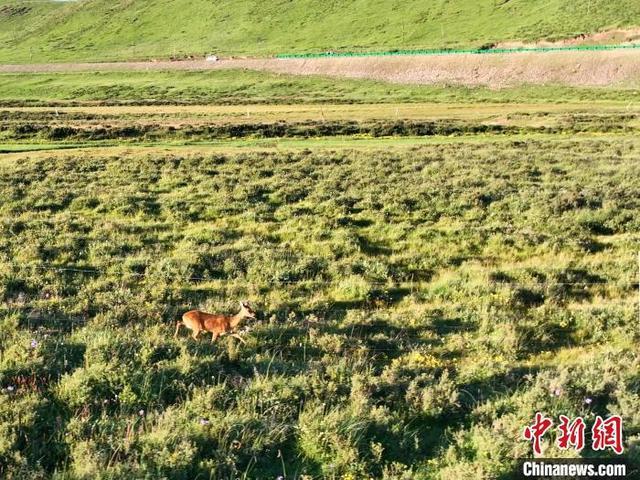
[2,49,640,88]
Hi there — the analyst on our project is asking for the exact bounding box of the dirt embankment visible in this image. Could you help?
[2,49,640,88]
[494,27,640,49]
[225,49,640,88]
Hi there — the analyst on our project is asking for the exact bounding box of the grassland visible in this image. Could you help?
[4,69,640,108]
[1,107,639,164]
[2,74,640,155]
[2,7,640,468]
[2,1,640,477]
[0,0,65,58]
[1,0,640,62]
[1,92,640,478]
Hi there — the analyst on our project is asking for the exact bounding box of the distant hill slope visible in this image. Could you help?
[0,0,66,56]
[1,0,640,63]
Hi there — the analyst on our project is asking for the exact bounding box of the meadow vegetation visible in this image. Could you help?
[2,70,640,107]
[2,0,640,477]
[2,0,640,62]
[1,133,639,478]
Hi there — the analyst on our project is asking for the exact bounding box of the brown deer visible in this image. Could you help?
[174,301,256,343]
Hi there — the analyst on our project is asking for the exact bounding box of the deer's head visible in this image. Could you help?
[239,301,257,319]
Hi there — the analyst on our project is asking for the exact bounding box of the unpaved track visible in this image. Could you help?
[2,49,640,87]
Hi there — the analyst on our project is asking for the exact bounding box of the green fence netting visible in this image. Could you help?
[276,43,640,59]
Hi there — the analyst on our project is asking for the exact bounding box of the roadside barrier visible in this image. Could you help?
[276,43,640,60]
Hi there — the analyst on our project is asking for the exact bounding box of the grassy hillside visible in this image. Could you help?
[1,0,640,63]
[0,0,65,56]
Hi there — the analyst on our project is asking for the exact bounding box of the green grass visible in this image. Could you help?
[1,134,639,478]
[2,70,640,106]
[0,0,66,59]
[1,0,640,62]
[2,3,640,476]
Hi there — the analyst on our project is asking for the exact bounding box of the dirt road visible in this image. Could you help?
[2,49,640,88]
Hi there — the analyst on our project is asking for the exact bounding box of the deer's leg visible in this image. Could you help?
[174,321,182,338]
[192,329,200,341]
[230,333,247,344]
[211,332,218,343]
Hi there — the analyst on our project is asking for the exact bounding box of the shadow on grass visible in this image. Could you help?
[15,396,71,474]
[376,366,543,473]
